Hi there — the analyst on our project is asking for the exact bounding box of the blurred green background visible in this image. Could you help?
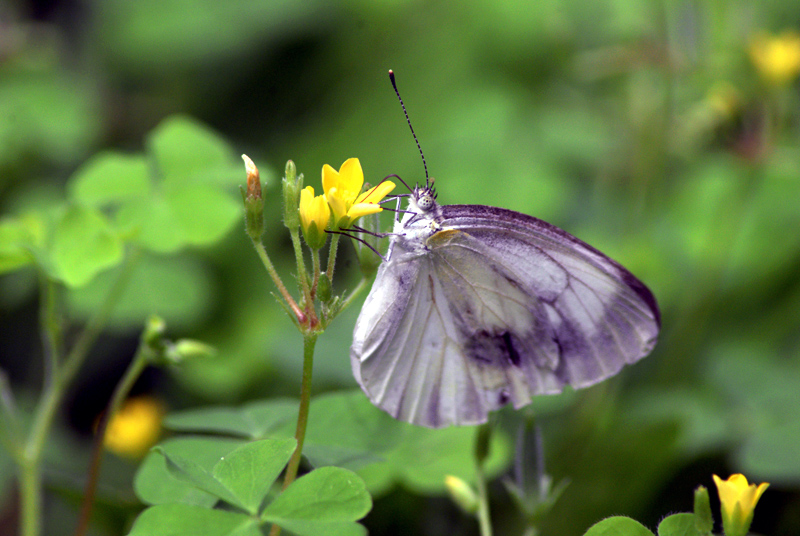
[2,0,800,534]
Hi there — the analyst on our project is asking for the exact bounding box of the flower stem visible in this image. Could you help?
[311,249,321,299]
[325,233,341,284]
[19,457,42,536]
[269,333,318,536]
[475,424,493,536]
[74,345,149,536]
[289,228,311,302]
[251,239,306,323]
[19,249,139,536]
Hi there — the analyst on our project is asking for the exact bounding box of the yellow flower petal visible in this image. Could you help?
[355,181,396,204]
[347,202,384,221]
[338,158,365,195]
[322,159,366,225]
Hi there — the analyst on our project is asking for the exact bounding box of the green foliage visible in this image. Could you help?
[132,436,371,536]
[584,516,654,536]
[584,513,704,536]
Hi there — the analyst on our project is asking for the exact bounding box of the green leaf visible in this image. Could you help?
[162,180,241,246]
[356,423,511,495]
[147,115,240,186]
[127,504,260,536]
[738,419,800,484]
[114,173,239,253]
[211,438,297,514]
[164,399,298,439]
[156,448,243,508]
[0,216,41,274]
[68,152,151,206]
[136,437,243,505]
[50,204,124,287]
[154,437,297,513]
[584,516,655,536]
[134,446,218,507]
[262,467,371,534]
[300,390,405,470]
[658,514,701,536]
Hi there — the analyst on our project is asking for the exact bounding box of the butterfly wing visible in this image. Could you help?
[351,204,660,428]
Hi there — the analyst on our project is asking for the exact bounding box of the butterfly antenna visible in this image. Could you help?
[389,70,429,188]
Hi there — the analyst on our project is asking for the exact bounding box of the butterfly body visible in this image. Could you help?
[351,186,660,428]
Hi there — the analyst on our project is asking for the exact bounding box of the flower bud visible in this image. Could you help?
[445,475,479,515]
[713,474,769,536]
[142,315,166,350]
[164,339,217,364]
[317,272,332,303]
[693,485,713,535]
[282,160,303,230]
[298,186,330,250]
[242,154,264,239]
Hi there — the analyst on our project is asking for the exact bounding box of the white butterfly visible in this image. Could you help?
[350,184,660,428]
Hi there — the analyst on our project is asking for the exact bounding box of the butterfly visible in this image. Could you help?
[349,72,660,428]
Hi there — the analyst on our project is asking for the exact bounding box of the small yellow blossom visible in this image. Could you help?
[749,30,800,85]
[444,475,478,514]
[299,185,331,249]
[322,158,395,228]
[713,474,769,536]
[104,397,165,459]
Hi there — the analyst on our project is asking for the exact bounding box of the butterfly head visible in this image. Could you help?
[412,182,437,213]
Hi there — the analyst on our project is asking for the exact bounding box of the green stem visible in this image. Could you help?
[325,233,341,284]
[310,249,321,299]
[20,249,140,536]
[475,462,493,536]
[74,345,150,536]
[60,247,141,388]
[19,458,42,536]
[475,424,493,536]
[289,228,311,303]
[251,239,306,323]
[269,333,318,536]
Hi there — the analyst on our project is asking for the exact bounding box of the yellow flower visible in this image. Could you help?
[749,30,800,85]
[322,158,395,228]
[104,397,165,459]
[713,474,769,536]
[299,185,331,249]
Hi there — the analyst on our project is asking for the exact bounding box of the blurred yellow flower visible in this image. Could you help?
[713,474,769,536]
[322,158,395,228]
[749,30,800,85]
[299,185,331,249]
[104,397,165,459]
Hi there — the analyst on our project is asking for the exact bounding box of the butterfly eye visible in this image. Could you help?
[417,191,435,212]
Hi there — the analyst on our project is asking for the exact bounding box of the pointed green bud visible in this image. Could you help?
[445,475,479,515]
[317,272,332,303]
[694,486,713,535]
[242,155,264,240]
[282,160,303,230]
[143,315,166,350]
[164,339,216,364]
